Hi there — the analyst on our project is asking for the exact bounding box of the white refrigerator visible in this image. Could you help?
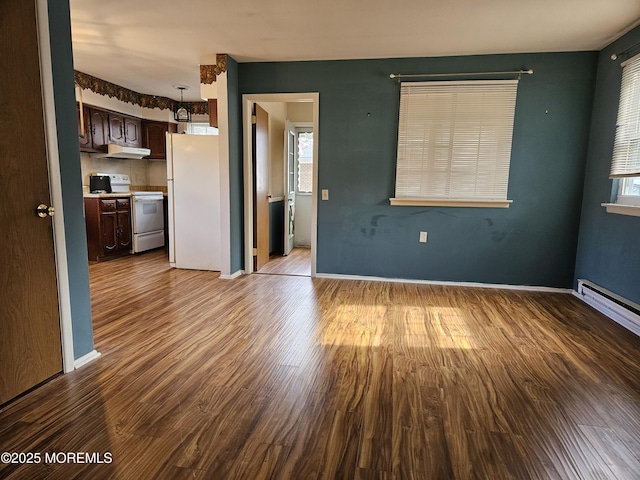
[166,133,221,271]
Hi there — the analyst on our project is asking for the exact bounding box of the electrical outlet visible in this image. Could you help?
[419,231,428,243]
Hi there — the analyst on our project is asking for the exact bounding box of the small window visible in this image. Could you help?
[617,177,640,206]
[187,122,218,135]
[390,80,518,208]
[297,130,313,193]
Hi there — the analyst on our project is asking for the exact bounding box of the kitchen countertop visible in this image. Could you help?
[83,192,168,198]
[83,192,132,198]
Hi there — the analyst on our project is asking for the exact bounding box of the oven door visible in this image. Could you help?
[132,196,164,234]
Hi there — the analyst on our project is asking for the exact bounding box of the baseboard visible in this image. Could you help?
[574,280,640,337]
[74,350,101,369]
[220,270,244,280]
[314,272,572,293]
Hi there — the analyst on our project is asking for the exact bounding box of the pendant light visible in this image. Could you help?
[174,86,191,123]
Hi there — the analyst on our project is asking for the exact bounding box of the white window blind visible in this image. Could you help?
[391,80,518,207]
[611,53,640,178]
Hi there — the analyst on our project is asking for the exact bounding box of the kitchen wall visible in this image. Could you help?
[77,90,208,191]
[574,25,640,305]
[79,89,175,122]
[239,52,598,288]
[80,154,167,190]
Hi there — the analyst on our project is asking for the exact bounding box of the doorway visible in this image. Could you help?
[242,93,319,276]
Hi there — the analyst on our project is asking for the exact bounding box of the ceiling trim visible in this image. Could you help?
[200,54,228,84]
[74,70,208,114]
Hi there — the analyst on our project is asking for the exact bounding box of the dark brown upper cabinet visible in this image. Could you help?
[142,120,177,159]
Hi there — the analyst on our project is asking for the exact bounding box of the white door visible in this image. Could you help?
[284,121,296,255]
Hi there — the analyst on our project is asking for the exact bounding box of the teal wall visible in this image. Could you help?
[239,53,598,287]
[226,56,244,274]
[574,26,640,305]
[46,1,636,353]
[48,0,94,358]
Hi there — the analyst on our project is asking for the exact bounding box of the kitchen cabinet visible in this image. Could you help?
[124,116,141,146]
[84,196,132,262]
[142,120,177,159]
[77,104,142,152]
[77,105,109,152]
[78,105,91,150]
[108,114,126,145]
[109,113,142,148]
[89,108,110,151]
[208,99,218,128]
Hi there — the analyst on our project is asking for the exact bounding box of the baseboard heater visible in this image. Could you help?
[576,279,640,337]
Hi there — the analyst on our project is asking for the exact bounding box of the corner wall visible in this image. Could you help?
[574,26,640,305]
[48,1,94,358]
[226,57,244,273]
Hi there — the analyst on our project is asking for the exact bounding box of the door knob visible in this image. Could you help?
[36,204,55,218]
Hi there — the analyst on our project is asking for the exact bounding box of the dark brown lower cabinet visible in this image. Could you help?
[85,196,132,262]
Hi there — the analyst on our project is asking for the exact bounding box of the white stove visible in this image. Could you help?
[131,191,164,197]
[92,173,165,253]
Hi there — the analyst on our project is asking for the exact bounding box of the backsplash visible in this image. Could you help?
[80,152,167,188]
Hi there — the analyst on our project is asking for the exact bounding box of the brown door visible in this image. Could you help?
[0,0,63,404]
[253,104,270,271]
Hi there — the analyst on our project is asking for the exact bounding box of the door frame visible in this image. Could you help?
[36,0,76,373]
[242,93,319,276]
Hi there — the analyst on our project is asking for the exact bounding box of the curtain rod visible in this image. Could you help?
[611,40,640,61]
[389,69,533,79]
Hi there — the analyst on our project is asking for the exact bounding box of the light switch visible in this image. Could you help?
[321,189,329,200]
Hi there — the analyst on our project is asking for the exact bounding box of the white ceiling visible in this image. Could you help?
[69,0,640,102]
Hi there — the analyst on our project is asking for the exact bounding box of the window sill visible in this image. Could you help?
[390,198,512,208]
[602,203,640,217]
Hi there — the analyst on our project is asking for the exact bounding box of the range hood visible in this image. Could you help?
[93,144,151,159]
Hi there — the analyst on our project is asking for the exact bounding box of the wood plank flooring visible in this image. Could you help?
[258,247,311,276]
[1,250,640,479]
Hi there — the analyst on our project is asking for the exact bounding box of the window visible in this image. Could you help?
[297,130,313,193]
[604,53,640,217]
[186,122,218,135]
[617,177,640,206]
[390,80,518,208]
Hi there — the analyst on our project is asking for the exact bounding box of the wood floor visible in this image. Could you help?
[258,247,312,276]
[1,250,640,479]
